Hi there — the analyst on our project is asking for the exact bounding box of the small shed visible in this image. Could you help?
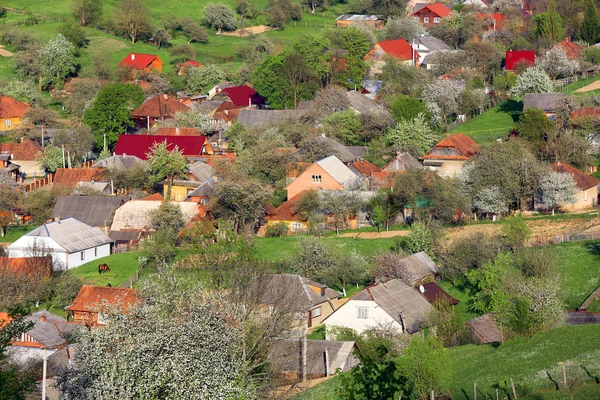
[336,14,384,28]
[466,314,503,344]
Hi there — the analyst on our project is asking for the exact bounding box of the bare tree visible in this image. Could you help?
[116,0,152,44]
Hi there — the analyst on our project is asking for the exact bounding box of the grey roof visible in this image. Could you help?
[296,100,314,110]
[237,109,306,129]
[412,3,429,13]
[270,339,359,375]
[109,230,142,242]
[467,314,502,343]
[188,161,216,183]
[51,196,130,228]
[361,80,383,95]
[358,279,433,333]
[93,155,145,170]
[22,310,81,349]
[336,14,382,21]
[261,274,341,311]
[316,155,359,187]
[110,200,199,231]
[24,218,113,253]
[414,36,450,52]
[186,180,214,198]
[346,146,368,159]
[72,181,110,194]
[345,91,379,114]
[399,251,439,285]
[47,345,78,376]
[190,100,225,114]
[523,93,566,112]
[309,136,358,163]
[383,152,422,170]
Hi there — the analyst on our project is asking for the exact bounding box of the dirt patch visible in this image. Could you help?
[575,80,600,93]
[339,230,410,239]
[0,45,13,57]
[220,25,275,37]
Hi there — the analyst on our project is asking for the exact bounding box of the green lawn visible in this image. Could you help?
[438,277,478,323]
[553,240,600,310]
[71,251,142,287]
[0,225,36,242]
[561,73,600,95]
[450,100,523,143]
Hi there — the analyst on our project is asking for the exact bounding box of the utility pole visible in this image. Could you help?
[42,348,47,400]
[62,145,65,169]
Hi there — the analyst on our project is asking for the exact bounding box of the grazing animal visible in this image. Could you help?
[98,264,110,274]
[106,283,112,287]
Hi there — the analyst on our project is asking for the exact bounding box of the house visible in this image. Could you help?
[350,158,380,177]
[505,50,535,71]
[185,181,214,204]
[73,181,113,196]
[66,285,139,325]
[523,93,566,119]
[285,155,359,199]
[417,282,459,306]
[398,251,440,286]
[93,154,145,170]
[53,167,105,190]
[336,14,384,28]
[269,339,360,383]
[421,133,479,177]
[0,139,42,177]
[346,91,380,113]
[113,135,213,161]
[382,152,422,172]
[118,52,163,74]
[177,60,202,75]
[410,3,452,26]
[0,96,31,131]
[237,109,306,129]
[131,94,190,128]
[475,13,506,31]
[261,274,342,329]
[8,218,113,270]
[0,152,20,181]
[50,196,130,229]
[110,200,201,234]
[364,39,420,73]
[324,278,433,336]
[413,35,450,61]
[549,162,600,210]
[552,38,585,61]
[218,85,265,108]
[466,314,502,344]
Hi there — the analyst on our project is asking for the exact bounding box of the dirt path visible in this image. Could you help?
[220,25,274,37]
[575,80,600,93]
[339,230,410,239]
[0,45,13,57]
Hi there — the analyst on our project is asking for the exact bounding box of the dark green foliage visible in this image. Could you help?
[339,359,405,400]
[583,46,600,65]
[533,0,565,45]
[328,28,370,88]
[51,271,84,309]
[579,0,600,44]
[350,0,408,18]
[389,94,427,122]
[502,214,532,250]
[506,297,534,334]
[516,107,556,154]
[83,83,144,149]
[58,21,88,49]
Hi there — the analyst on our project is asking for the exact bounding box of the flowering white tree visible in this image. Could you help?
[38,34,77,88]
[385,113,440,155]
[172,110,227,136]
[537,47,578,80]
[474,187,509,219]
[539,171,577,215]
[421,80,464,127]
[508,67,555,99]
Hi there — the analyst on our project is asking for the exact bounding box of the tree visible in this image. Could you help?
[0,307,36,399]
[146,141,188,201]
[398,222,435,254]
[116,0,152,44]
[186,64,225,93]
[58,21,88,49]
[201,4,237,34]
[400,335,448,400]
[172,110,227,136]
[22,189,57,224]
[474,186,509,217]
[579,0,600,44]
[537,47,577,80]
[292,236,337,279]
[322,191,363,236]
[0,186,21,237]
[421,80,464,128]
[539,171,577,215]
[72,0,102,26]
[213,175,269,233]
[38,34,77,89]
[152,28,171,49]
[385,113,439,155]
[333,28,370,89]
[183,24,209,44]
[145,201,185,265]
[515,107,557,153]
[282,51,319,109]
[266,6,287,28]
[321,250,367,297]
[384,17,423,41]
[467,253,512,314]
[583,46,600,65]
[429,11,482,48]
[36,145,63,173]
[352,0,408,18]
[508,67,554,100]
[293,34,332,85]
[389,94,428,122]
[371,252,415,284]
[502,213,531,250]
[321,110,363,146]
[0,80,36,104]
[532,0,565,45]
[84,83,144,149]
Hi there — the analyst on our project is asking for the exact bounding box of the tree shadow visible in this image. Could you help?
[583,241,600,258]
[581,365,599,384]
[546,370,560,390]
[500,100,524,123]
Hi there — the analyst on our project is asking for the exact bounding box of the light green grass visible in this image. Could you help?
[561,73,600,95]
[0,225,36,242]
[450,100,523,143]
[71,251,142,287]
[438,277,478,323]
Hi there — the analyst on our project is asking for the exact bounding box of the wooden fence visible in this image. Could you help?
[119,269,140,289]
[578,285,600,311]
[24,173,54,193]
[554,231,600,243]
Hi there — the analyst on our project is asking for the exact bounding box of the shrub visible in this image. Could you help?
[265,222,288,237]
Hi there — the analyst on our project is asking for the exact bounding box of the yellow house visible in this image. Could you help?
[0,96,31,131]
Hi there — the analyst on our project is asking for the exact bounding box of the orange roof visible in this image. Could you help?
[152,127,204,136]
[421,134,479,161]
[554,39,585,61]
[0,96,31,118]
[351,159,380,176]
[265,191,310,222]
[0,257,52,277]
[550,162,600,191]
[286,162,311,179]
[376,39,419,61]
[118,53,160,69]
[53,168,105,188]
[65,286,139,313]
[140,193,164,201]
[371,170,403,188]
[412,2,452,18]
[131,94,190,119]
[199,153,237,170]
[570,107,600,120]
[0,139,42,160]
[0,312,10,329]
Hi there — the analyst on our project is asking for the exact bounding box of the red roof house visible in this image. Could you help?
[114,135,213,160]
[476,13,506,31]
[177,60,202,75]
[505,50,535,71]
[131,94,190,127]
[0,139,42,161]
[411,3,452,26]
[118,53,163,73]
[421,133,480,176]
[351,158,381,177]
[0,96,31,131]
[66,286,139,325]
[552,38,585,61]
[548,162,600,210]
[365,39,420,63]
[219,86,265,108]
[53,168,105,189]
[570,107,600,121]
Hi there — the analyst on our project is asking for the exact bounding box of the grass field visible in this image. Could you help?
[561,73,600,95]
[450,100,523,143]
[553,240,600,310]
[71,251,142,287]
[0,225,36,242]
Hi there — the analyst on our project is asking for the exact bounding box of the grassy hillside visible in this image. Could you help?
[553,240,600,310]
[450,100,522,143]
[72,251,142,287]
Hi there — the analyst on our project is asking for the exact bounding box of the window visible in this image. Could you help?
[200,198,209,205]
[357,306,369,319]
[291,222,303,231]
[94,248,98,257]
[5,119,11,127]
[80,251,85,261]
[311,307,322,318]
[434,17,440,23]
[312,175,322,183]
[23,118,29,124]
[423,17,429,23]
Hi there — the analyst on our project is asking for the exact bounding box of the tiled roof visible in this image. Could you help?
[421,133,479,160]
[131,94,190,119]
[54,168,105,188]
[0,96,30,118]
[220,86,265,107]
[376,39,420,61]
[351,158,380,176]
[118,53,159,69]
[196,153,237,170]
[505,50,535,71]
[411,2,452,17]
[265,191,307,221]
[140,193,164,201]
[570,107,600,119]
[114,135,208,160]
[51,196,130,227]
[66,286,139,313]
[152,127,204,136]
[550,161,600,191]
[0,139,42,160]
[554,39,585,60]
[417,282,459,306]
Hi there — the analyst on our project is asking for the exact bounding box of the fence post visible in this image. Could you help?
[474,381,476,400]
[510,378,517,399]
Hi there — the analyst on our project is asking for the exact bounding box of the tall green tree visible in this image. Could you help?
[579,0,600,44]
[72,0,102,26]
[333,27,370,88]
[293,34,332,84]
[533,0,565,44]
[84,83,144,149]
[145,141,188,201]
[201,4,237,34]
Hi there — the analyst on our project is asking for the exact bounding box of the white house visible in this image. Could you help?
[324,279,432,337]
[8,217,113,270]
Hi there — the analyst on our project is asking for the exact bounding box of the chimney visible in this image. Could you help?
[131,53,135,60]
[55,216,61,223]
[176,127,180,135]
[163,94,168,100]
[40,315,47,323]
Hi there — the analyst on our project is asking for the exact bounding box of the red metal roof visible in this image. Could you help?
[412,2,452,17]
[219,86,265,107]
[0,96,30,118]
[505,50,535,71]
[416,282,459,306]
[114,135,208,160]
[377,39,419,61]
[118,53,159,70]
[550,161,600,191]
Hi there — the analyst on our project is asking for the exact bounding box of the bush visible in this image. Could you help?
[583,47,600,65]
[265,222,288,237]
[51,271,84,309]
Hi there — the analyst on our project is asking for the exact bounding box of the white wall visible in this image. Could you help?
[324,299,402,338]
[8,346,57,365]
[66,243,111,269]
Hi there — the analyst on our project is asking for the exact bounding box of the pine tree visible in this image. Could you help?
[534,0,565,45]
[579,0,600,44]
